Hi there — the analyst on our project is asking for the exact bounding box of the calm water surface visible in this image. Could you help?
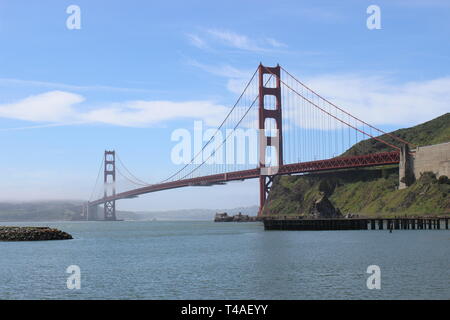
[0,221,449,299]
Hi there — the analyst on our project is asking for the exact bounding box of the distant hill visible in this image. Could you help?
[0,200,258,222]
[0,201,83,222]
[265,113,450,217]
[130,206,259,221]
[343,113,450,156]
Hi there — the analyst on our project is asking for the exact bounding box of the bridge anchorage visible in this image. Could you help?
[85,63,413,221]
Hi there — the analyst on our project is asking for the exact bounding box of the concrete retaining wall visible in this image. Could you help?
[413,142,450,178]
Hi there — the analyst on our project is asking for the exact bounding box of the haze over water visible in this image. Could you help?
[0,221,448,299]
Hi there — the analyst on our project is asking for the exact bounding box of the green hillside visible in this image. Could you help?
[264,113,450,217]
[343,112,450,156]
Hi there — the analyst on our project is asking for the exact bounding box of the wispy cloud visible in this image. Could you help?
[187,60,255,95]
[205,29,264,51]
[0,78,156,93]
[265,38,287,48]
[0,91,230,129]
[185,33,209,49]
[187,60,251,78]
[186,29,287,53]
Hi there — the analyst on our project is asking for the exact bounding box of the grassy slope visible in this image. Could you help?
[265,113,450,217]
[343,113,450,156]
[329,171,450,216]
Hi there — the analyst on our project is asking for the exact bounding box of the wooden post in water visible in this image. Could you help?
[378,219,383,230]
[446,218,448,230]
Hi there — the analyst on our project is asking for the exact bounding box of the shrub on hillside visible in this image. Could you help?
[438,175,449,184]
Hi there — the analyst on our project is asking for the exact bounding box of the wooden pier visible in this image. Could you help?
[263,217,450,231]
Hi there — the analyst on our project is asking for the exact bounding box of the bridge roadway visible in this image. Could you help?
[89,151,400,207]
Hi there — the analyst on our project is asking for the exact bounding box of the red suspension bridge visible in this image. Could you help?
[85,64,413,220]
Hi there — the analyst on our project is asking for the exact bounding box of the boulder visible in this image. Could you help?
[311,195,343,219]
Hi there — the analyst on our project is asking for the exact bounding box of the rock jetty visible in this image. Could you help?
[0,227,73,241]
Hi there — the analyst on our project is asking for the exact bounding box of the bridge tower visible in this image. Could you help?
[104,150,117,221]
[258,64,283,216]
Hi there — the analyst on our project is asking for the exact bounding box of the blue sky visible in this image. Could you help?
[0,0,449,210]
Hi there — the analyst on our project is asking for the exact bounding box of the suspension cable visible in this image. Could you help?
[178,74,273,180]
[116,153,151,186]
[280,66,415,147]
[89,157,104,201]
[116,167,149,187]
[263,67,401,151]
[160,66,259,183]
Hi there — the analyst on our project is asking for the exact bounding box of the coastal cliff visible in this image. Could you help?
[264,113,450,218]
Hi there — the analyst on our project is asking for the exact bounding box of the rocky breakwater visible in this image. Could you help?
[0,226,73,241]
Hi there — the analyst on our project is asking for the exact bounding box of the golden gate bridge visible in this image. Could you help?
[84,64,413,220]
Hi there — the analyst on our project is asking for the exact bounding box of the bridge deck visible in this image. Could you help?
[89,151,400,207]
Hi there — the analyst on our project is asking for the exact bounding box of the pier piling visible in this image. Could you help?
[262,217,450,231]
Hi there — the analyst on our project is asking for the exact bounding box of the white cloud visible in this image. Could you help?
[0,91,83,122]
[83,100,229,127]
[3,74,448,131]
[301,74,450,126]
[0,91,230,128]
